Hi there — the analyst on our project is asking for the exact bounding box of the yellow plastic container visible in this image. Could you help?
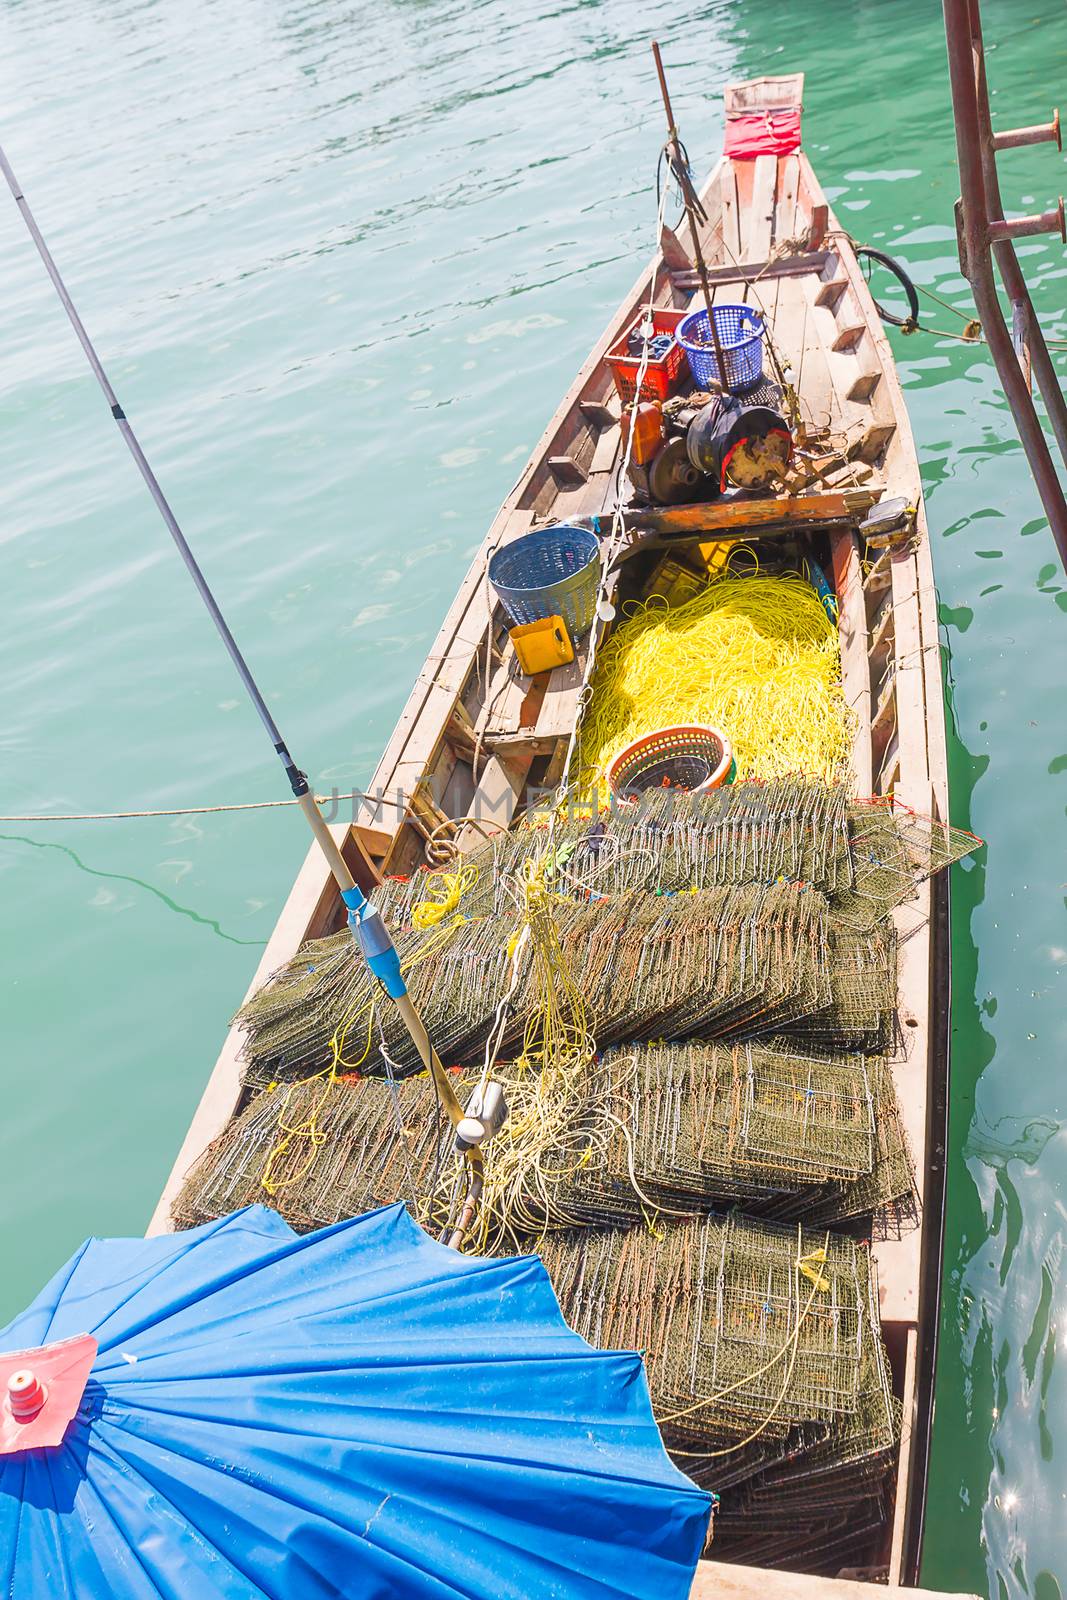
[697,537,739,575]
[642,555,705,607]
[509,614,574,676]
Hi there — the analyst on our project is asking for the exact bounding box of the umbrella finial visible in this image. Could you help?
[7,1369,47,1421]
[0,1334,98,1453]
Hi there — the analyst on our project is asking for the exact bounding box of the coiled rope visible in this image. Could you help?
[575,567,854,799]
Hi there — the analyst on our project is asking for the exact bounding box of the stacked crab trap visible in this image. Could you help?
[175,769,979,1574]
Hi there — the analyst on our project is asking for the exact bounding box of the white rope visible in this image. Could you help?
[0,791,365,824]
[551,170,675,818]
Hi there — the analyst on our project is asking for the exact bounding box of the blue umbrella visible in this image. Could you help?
[0,1204,711,1598]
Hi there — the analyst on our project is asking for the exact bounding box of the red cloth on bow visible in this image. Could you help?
[724,108,801,158]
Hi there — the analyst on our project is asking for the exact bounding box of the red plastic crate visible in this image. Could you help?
[605,307,690,405]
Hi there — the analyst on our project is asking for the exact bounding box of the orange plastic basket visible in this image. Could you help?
[606,725,733,801]
[605,308,690,406]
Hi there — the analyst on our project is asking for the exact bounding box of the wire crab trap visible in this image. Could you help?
[538,1040,911,1228]
[171,1072,470,1235]
[370,782,980,932]
[234,880,900,1092]
[835,798,984,931]
[231,781,978,1088]
[174,1033,916,1243]
[536,1215,870,1429]
[704,1261,901,1574]
[534,1213,900,1549]
[412,780,851,913]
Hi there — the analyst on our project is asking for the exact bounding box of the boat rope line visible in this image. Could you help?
[0,792,368,824]
[846,232,1067,350]
[549,155,674,818]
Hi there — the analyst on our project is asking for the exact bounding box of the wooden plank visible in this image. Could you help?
[774,152,801,247]
[749,153,777,260]
[590,423,620,475]
[690,1556,978,1600]
[548,455,587,486]
[723,73,804,116]
[887,547,931,802]
[876,892,933,1318]
[353,822,392,861]
[534,654,585,741]
[631,487,878,537]
[913,516,950,812]
[808,201,829,250]
[483,730,556,758]
[846,367,881,402]
[669,251,828,291]
[658,222,692,272]
[456,754,529,850]
[831,323,867,352]
[887,1326,921,1585]
[830,528,874,794]
[732,155,757,260]
[685,156,722,270]
[478,653,532,740]
[776,269,840,435]
[848,421,897,464]
[579,397,617,428]
[719,164,742,266]
[762,155,799,348]
[815,276,849,308]
[579,396,614,428]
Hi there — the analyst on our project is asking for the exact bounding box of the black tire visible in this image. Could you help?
[854,246,920,330]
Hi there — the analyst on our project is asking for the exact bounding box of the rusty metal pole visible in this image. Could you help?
[943,0,1067,571]
[651,40,730,391]
[964,0,1067,466]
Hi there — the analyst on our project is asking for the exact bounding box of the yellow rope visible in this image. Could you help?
[433,851,599,1253]
[259,914,469,1196]
[411,863,478,929]
[575,569,853,799]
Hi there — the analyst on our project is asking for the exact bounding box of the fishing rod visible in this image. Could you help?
[0,140,482,1223]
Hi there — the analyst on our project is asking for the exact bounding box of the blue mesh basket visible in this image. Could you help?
[677,304,765,393]
[488,524,600,641]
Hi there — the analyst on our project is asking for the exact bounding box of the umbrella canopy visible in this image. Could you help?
[0,1203,711,1598]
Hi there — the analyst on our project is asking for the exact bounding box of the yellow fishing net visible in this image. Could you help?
[576,571,854,796]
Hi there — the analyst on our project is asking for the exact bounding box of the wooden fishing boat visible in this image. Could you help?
[151,75,954,1593]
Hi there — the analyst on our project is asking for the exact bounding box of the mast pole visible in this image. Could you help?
[651,40,730,390]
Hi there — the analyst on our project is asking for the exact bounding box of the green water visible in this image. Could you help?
[0,0,1064,1591]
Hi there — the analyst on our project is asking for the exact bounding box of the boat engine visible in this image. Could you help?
[627,390,793,505]
[685,394,792,493]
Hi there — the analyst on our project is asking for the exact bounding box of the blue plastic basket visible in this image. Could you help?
[677,304,765,393]
[488,524,600,641]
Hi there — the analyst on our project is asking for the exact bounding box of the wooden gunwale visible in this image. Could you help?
[149,73,955,1598]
